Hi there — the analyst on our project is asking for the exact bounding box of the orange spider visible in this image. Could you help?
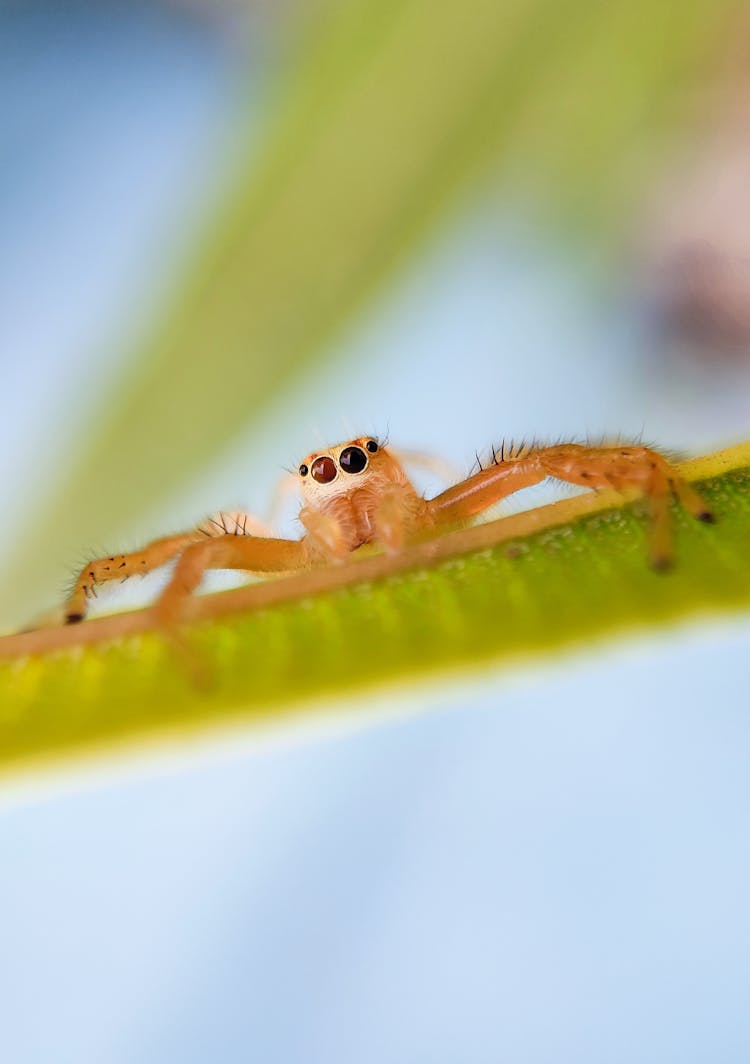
[65,436,714,625]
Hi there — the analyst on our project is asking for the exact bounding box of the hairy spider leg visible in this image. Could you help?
[389,447,462,486]
[66,532,204,623]
[154,535,311,626]
[66,509,270,623]
[427,444,713,568]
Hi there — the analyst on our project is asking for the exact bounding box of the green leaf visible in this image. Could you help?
[0,0,741,624]
[1,443,748,775]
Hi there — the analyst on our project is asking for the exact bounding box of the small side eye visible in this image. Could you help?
[299,464,309,477]
[366,440,378,453]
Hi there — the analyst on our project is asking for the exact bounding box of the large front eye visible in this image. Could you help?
[339,446,367,474]
[311,456,337,484]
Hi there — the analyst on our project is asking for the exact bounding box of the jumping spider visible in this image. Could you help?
[65,437,713,625]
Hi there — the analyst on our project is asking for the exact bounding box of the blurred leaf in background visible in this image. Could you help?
[0,0,743,627]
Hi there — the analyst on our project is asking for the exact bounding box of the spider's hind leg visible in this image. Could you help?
[537,444,714,569]
[427,441,713,570]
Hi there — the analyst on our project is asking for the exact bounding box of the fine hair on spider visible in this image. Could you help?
[63,433,715,626]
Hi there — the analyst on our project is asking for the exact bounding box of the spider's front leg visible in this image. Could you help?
[299,508,351,561]
[370,484,430,552]
[66,510,266,623]
[154,534,313,627]
[66,532,205,623]
[427,443,713,569]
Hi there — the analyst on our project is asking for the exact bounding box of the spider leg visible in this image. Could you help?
[644,470,674,570]
[388,447,462,486]
[154,534,311,627]
[427,461,546,525]
[371,484,428,552]
[537,444,712,568]
[197,510,272,538]
[299,508,350,560]
[66,532,204,623]
[67,507,276,624]
[427,443,712,568]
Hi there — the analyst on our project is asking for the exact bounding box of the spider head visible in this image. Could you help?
[297,437,400,504]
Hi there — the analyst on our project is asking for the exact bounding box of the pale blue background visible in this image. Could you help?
[2,625,750,1063]
[1,6,749,1062]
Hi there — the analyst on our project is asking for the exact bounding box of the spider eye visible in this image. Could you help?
[366,440,378,453]
[299,463,308,477]
[311,456,337,484]
[339,445,368,474]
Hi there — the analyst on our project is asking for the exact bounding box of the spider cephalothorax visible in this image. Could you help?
[64,436,713,624]
[293,437,424,558]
